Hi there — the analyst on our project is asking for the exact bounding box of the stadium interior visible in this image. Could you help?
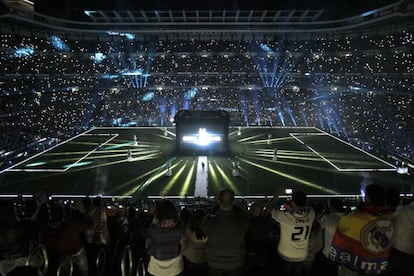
[0,0,413,200]
[0,1,413,275]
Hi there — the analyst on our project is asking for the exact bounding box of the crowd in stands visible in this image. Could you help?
[0,21,413,163]
[0,185,413,276]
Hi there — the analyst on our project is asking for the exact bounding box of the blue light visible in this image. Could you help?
[91,52,106,64]
[13,46,34,58]
[259,43,273,54]
[142,92,155,102]
[124,33,135,40]
[349,86,362,91]
[361,9,378,17]
[184,88,199,100]
[63,161,93,169]
[122,69,143,76]
[107,31,135,40]
[101,74,118,79]
[278,111,285,126]
[25,162,46,167]
[50,36,70,52]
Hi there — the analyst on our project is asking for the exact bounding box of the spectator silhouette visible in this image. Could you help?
[141,199,184,276]
[245,202,274,275]
[181,208,208,276]
[201,189,250,276]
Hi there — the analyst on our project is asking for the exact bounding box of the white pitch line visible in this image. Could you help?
[290,132,397,172]
[62,134,118,172]
[306,145,343,171]
[0,128,95,175]
[314,127,397,169]
[6,133,118,173]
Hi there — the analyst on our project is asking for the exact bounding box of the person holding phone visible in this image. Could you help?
[267,188,315,276]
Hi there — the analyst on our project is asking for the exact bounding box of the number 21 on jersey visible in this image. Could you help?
[291,225,310,241]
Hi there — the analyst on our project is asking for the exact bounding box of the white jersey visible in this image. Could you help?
[392,203,414,255]
[319,212,345,258]
[272,207,315,262]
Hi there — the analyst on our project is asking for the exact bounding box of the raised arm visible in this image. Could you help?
[265,186,285,213]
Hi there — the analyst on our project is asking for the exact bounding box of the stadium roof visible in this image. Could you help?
[32,0,402,21]
[1,0,412,36]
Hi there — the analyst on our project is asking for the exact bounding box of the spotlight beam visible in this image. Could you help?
[245,136,296,144]
[240,158,337,194]
[134,160,184,196]
[109,165,164,194]
[113,158,179,194]
[237,134,264,143]
[163,161,189,195]
[248,155,337,173]
[180,161,196,196]
[213,160,239,193]
[208,161,220,191]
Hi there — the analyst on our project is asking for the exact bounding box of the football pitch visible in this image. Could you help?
[0,127,410,200]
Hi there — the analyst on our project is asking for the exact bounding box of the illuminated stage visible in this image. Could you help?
[175,110,230,155]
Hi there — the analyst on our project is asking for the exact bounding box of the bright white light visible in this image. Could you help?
[122,69,143,76]
[397,167,408,174]
[182,128,221,146]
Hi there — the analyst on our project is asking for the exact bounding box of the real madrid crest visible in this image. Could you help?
[360,217,393,254]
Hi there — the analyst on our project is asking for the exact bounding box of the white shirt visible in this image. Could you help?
[272,206,315,262]
[319,212,345,258]
[148,254,184,276]
[392,203,414,255]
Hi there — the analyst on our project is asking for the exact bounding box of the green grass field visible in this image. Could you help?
[0,127,410,200]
